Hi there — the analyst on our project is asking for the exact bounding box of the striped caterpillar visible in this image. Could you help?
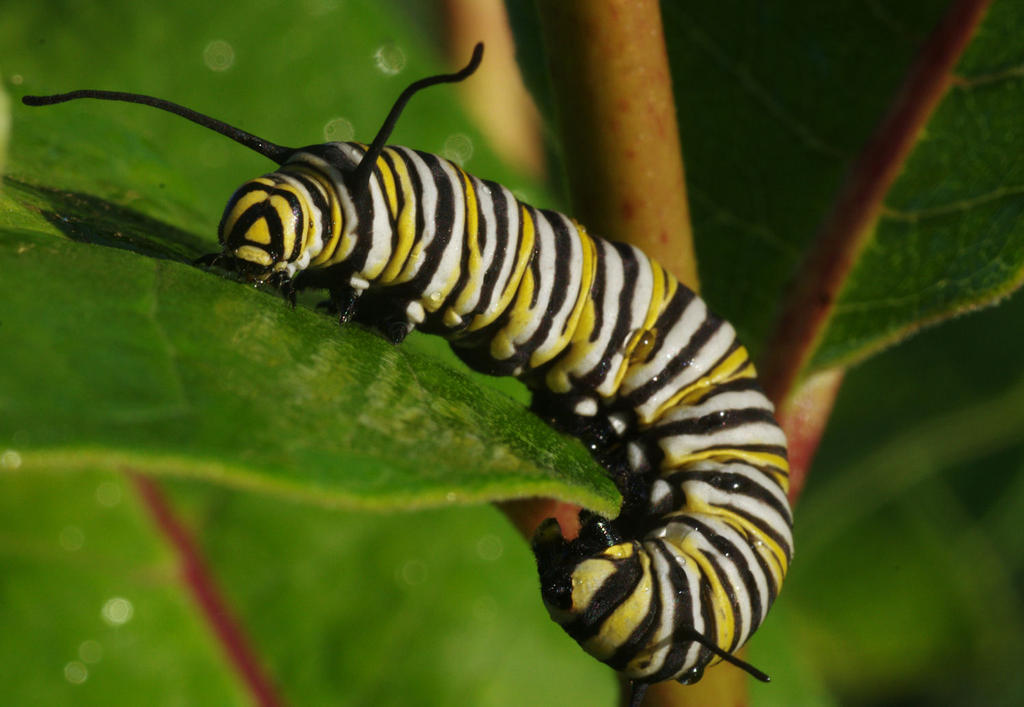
[24,44,793,703]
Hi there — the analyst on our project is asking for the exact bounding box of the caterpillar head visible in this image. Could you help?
[217,176,310,281]
[532,514,626,616]
[21,44,484,288]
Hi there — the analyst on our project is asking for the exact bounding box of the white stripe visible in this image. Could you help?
[496,211,557,350]
[620,296,708,396]
[474,185,520,323]
[645,538,704,676]
[596,246,656,396]
[660,422,787,462]
[635,321,738,423]
[653,389,774,427]
[274,172,322,269]
[530,213,584,362]
[359,154,396,280]
[287,148,359,265]
[417,154,465,306]
[674,461,791,522]
[548,238,624,390]
[452,175,497,316]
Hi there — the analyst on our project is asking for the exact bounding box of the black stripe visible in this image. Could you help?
[662,475,793,565]
[623,311,724,408]
[585,235,607,344]
[378,149,404,258]
[469,180,511,320]
[343,154,378,273]
[518,210,574,351]
[226,197,290,261]
[653,407,779,438]
[717,501,794,562]
[445,171,487,327]
[638,283,697,365]
[400,150,458,298]
[270,181,307,261]
[684,517,742,653]
[607,554,661,671]
[744,529,780,607]
[287,170,332,249]
[562,543,645,643]
[708,528,763,633]
[664,539,701,680]
[644,539,701,682]
[575,241,643,391]
[686,374,762,407]
[523,206,544,311]
[695,561,717,667]
[663,467,792,526]
[405,147,427,279]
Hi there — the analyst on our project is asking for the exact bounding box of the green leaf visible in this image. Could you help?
[0,470,251,705]
[161,479,616,705]
[809,0,1024,369]
[1,2,618,704]
[668,1,1024,375]
[1,8,617,515]
[0,469,615,705]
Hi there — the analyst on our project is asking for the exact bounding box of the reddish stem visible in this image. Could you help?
[131,473,283,707]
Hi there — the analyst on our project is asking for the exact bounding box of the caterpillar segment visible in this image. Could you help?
[22,42,792,697]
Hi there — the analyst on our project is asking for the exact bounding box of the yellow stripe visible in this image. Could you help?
[685,544,736,652]
[581,547,652,661]
[377,151,418,283]
[665,505,790,580]
[530,222,598,369]
[490,266,534,360]
[427,165,473,311]
[269,192,301,259]
[310,198,344,265]
[377,149,399,221]
[662,447,789,483]
[221,187,269,241]
[649,347,753,420]
[469,203,535,332]
[608,262,671,391]
[451,169,482,316]
[544,295,597,393]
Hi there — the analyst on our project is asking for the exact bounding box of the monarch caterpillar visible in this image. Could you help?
[24,43,792,704]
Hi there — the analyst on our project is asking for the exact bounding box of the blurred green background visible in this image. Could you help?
[2,1,1022,706]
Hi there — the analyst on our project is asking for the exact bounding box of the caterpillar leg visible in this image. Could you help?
[314,286,362,326]
[193,251,221,268]
[267,271,297,307]
[292,267,362,325]
[349,294,417,344]
[627,681,649,707]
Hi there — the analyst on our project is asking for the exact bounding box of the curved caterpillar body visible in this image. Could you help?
[24,44,792,698]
